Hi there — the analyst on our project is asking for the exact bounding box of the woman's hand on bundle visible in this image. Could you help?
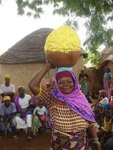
[45,62,55,70]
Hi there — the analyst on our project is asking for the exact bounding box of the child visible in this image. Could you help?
[97,103,113,144]
[95,103,104,128]
[99,90,108,106]
[33,101,48,133]
[32,114,42,136]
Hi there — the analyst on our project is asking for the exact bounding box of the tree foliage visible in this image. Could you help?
[15,0,113,51]
[1,0,113,61]
[84,50,101,67]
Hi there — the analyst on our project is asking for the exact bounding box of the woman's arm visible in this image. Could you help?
[87,125,101,150]
[29,63,54,96]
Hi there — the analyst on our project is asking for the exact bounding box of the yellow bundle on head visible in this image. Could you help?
[44,25,81,67]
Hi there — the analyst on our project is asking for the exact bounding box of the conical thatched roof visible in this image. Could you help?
[0,28,53,64]
[99,48,113,66]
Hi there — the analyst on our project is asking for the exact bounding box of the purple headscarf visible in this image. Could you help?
[50,70,95,122]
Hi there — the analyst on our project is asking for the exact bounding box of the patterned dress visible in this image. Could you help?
[38,86,94,150]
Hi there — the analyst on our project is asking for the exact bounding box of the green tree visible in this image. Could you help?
[84,50,101,67]
[2,0,113,56]
[15,0,113,52]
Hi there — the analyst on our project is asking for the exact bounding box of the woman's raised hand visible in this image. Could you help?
[45,62,55,70]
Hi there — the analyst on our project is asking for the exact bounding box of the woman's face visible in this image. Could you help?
[58,77,74,94]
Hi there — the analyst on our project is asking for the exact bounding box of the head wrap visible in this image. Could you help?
[3,96,11,101]
[58,67,73,72]
[105,67,111,73]
[110,100,113,106]
[56,71,73,82]
[104,103,111,109]
[5,74,11,79]
[50,69,95,122]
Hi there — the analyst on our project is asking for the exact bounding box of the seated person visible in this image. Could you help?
[97,103,112,143]
[0,74,15,100]
[32,113,42,136]
[0,96,17,139]
[99,90,108,106]
[33,101,48,132]
[94,103,104,128]
[14,86,33,139]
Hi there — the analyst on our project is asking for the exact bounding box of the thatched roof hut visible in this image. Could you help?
[0,28,85,94]
[99,48,113,67]
[98,47,113,89]
[0,28,53,64]
[100,47,113,65]
[99,47,113,74]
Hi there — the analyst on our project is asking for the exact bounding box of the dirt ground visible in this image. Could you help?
[0,132,51,150]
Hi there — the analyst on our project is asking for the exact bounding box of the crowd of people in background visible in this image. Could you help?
[79,67,113,150]
[0,67,113,150]
[0,75,49,140]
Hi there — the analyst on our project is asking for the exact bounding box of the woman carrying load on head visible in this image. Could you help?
[29,63,101,150]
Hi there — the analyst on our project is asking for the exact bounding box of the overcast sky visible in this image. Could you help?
[0,0,86,55]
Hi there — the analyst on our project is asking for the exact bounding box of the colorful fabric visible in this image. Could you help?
[14,96,33,122]
[39,115,46,121]
[58,67,73,72]
[14,96,22,112]
[103,80,111,98]
[14,95,32,113]
[103,72,112,81]
[80,80,89,95]
[51,70,95,122]
[102,117,112,132]
[56,71,73,82]
[32,115,42,131]
[50,129,86,150]
[110,100,113,106]
[103,68,112,98]
[104,103,111,109]
[38,86,89,133]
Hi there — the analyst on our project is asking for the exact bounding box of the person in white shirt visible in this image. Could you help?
[14,86,33,139]
[33,101,48,132]
[99,91,108,106]
[0,74,15,100]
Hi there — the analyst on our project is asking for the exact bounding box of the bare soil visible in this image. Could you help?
[0,132,51,150]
